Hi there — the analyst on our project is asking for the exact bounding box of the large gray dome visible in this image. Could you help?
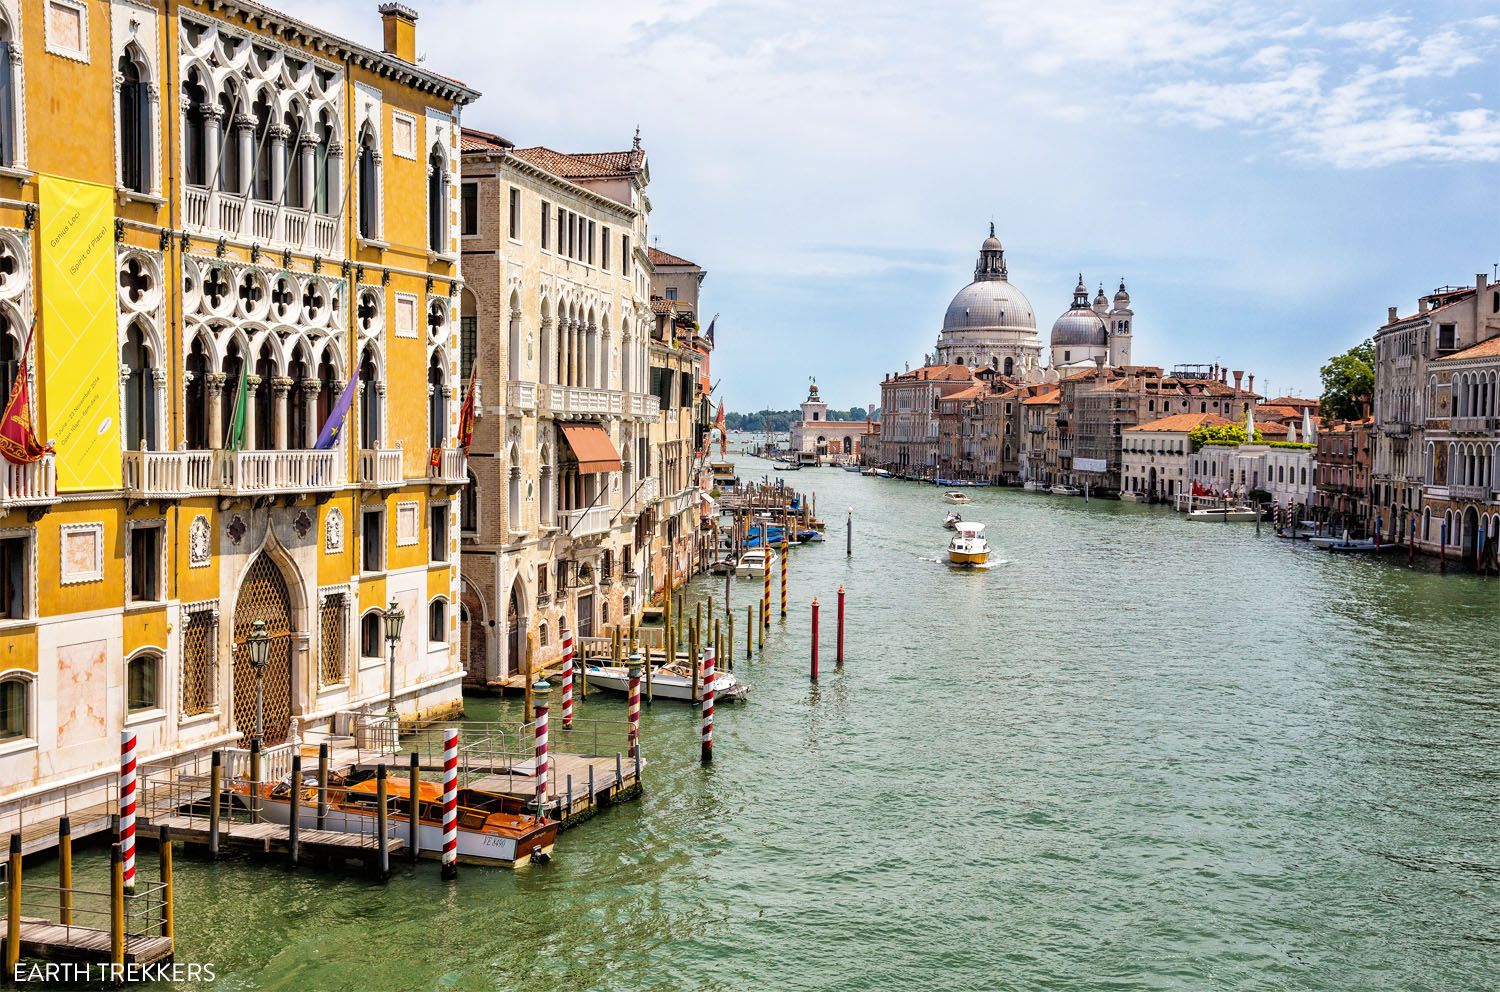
[1050,308,1107,347]
[943,280,1036,332]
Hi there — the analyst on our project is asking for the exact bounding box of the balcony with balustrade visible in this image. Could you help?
[668,486,698,518]
[183,188,342,258]
[218,449,345,496]
[1448,483,1493,502]
[1,453,59,512]
[541,384,623,418]
[558,504,613,538]
[428,447,468,486]
[123,450,217,500]
[506,381,537,412]
[626,476,660,515]
[630,393,661,421]
[357,449,404,489]
[1450,416,1497,435]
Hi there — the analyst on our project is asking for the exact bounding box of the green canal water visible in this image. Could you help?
[50,458,1500,989]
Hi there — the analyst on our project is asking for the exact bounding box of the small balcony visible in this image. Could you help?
[123,450,216,499]
[1450,416,1497,435]
[357,448,404,488]
[184,188,342,257]
[620,476,659,517]
[506,381,537,412]
[558,504,612,538]
[668,486,698,518]
[630,393,662,421]
[1448,483,1490,501]
[542,384,622,417]
[0,453,59,510]
[428,447,468,485]
[218,450,344,496]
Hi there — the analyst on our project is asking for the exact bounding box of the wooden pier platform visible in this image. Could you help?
[0,804,114,866]
[0,916,173,967]
[468,752,644,828]
[138,814,404,865]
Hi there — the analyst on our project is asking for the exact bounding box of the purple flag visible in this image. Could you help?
[314,376,359,450]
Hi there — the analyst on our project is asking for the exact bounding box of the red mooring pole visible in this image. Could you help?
[836,584,845,665]
[810,597,820,682]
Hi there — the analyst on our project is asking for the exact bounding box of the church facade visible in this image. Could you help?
[788,381,873,464]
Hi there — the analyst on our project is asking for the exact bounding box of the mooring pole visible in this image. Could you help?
[109,843,124,968]
[810,597,821,682]
[408,750,421,864]
[780,530,789,620]
[375,765,390,880]
[747,604,754,660]
[58,817,73,925]
[847,507,853,557]
[208,750,223,858]
[441,726,459,880]
[288,754,302,868]
[5,835,21,975]
[701,643,715,764]
[160,825,174,942]
[837,584,846,665]
[316,743,330,831]
[627,654,642,761]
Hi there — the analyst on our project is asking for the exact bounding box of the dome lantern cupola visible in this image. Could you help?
[974,223,1008,281]
[1113,278,1131,309]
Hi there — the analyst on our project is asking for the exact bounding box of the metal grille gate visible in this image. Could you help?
[232,556,294,747]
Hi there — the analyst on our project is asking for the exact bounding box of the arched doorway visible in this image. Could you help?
[1461,506,1479,566]
[232,555,294,747]
[506,582,525,681]
[459,595,487,685]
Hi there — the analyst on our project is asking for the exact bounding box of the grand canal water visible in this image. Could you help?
[50,456,1500,990]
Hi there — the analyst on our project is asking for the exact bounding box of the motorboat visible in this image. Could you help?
[943,511,963,530]
[843,464,863,473]
[942,491,972,505]
[236,769,558,869]
[584,660,749,703]
[1118,491,1145,503]
[708,557,736,575]
[1022,481,1049,492]
[947,522,990,565]
[1186,505,1258,522]
[1049,485,1081,496]
[735,547,779,576]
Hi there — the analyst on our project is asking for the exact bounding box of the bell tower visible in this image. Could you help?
[1109,279,1134,367]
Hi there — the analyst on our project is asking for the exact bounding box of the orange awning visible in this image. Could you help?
[560,424,622,473]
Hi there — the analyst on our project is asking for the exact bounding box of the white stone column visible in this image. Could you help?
[206,373,226,449]
[325,142,344,213]
[203,108,223,191]
[245,374,262,449]
[235,114,255,196]
[301,378,322,449]
[272,377,293,449]
[269,123,289,204]
[298,136,316,210]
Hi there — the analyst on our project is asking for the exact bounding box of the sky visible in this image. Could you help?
[303,0,1499,410]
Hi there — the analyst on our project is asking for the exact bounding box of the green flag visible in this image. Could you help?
[224,358,249,451]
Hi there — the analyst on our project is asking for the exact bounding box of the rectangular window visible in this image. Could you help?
[460,314,477,381]
[587,221,596,265]
[128,525,162,603]
[461,182,478,236]
[430,505,449,562]
[556,207,565,254]
[319,592,348,686]
[508,187,521,240]
[181,606,217,716]
[541,201,551,249]
[1438,323,1456,352]
[665,287,678,301]
[0,536,26,621]
[361,509,385,573]
[679,371,693,408]
[567,213,576,258]
[602,227,611,270]
[622,235,631,275]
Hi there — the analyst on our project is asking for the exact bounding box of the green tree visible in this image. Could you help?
[1319,339,1375,421]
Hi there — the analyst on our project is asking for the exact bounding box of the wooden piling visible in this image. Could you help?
[375,765,391,879]
[409,751,421,863]
[288,754,302,867]
[316,743,330,830]
[5,836,20,975]
[728,612,735,670]
[837,584,846,665]
[690,620,700,703]
[208,750,222,858]
[159,825,174,942]
[58,817,73,925]
[109,844,125,968]
[747,604,754,660]
[524,632,536,722]
[811,597,820,682]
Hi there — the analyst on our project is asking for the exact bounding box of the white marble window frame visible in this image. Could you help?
[58,522,105,585]
[44,0,90,64]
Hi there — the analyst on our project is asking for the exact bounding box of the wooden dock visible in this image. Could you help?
[0,915,173,967]
[137,814,404,865]
[468,752,644,828]
[0,804,114,866]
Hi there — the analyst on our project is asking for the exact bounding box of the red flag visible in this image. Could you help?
[0,323,48,465]
[457,367,478,452]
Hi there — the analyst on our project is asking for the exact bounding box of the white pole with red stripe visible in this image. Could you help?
[441,726,459,879]
[559,625,574,729]
[119,731,137,894]
[626,651,642,761]
[701,643,714,763]
[532,679,551,816]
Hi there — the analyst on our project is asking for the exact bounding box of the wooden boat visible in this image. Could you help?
[947,522,990,565]
[584,662,750,702]
[735,547,778,576]
[1049,485,1081,496]
[943,511,962,529]
[236,770,558,868]
[708,557,736,575]
[1187,505,1258,522]
[942,491,972,505]
[1023,481,1049,492]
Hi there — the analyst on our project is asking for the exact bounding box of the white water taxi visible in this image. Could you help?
[947,522,990,565]
[1186,505,1258,522]
[735,547,779,576]
[1049,485,1081,496]
[942,491,972,505]
[584,662,750,703]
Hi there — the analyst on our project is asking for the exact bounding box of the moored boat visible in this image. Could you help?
[735,547,779,575]
[584,662,749,702]
[236,770,558,868]
[1049,485,1081,496]
[1186,505,1258,522]
[947,522,990,565]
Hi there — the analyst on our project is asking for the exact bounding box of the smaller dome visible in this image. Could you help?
[1114,279,1130,307]
[1050,308,1108,348]
[1093,285,1108,308]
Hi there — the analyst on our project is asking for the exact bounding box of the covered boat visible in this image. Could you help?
[942,491,972,505]
[947,522,990,565]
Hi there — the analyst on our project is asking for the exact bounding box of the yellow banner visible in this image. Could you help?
[39,176,120,492]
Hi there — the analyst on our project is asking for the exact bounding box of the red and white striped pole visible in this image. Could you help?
[626,652,642,761]
[532,679,551,816]
[559,625,574,729]
[119,730,137,894]
[700,643,715,764]
[441,727,458,879]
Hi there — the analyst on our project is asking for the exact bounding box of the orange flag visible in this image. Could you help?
[0,323,48,465]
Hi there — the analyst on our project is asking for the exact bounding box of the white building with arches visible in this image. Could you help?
[1420,335,1500,567]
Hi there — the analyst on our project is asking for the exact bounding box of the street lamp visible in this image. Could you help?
[245,618,271,749]
[383,599,404,723]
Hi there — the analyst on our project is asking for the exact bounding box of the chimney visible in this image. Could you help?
[1478,273,1489,295]
[1387,306,1398,324]
[1232,370,1243,393]
[1247,373,1255,395]
[379,3,418,63]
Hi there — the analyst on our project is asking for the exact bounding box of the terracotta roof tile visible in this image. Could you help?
[647,246,696,268]
[1126,413,1234,432]
[460,127,513,152]
[1435,334,1500,362]
[509,146,644,180]
[1023,389,1060,405]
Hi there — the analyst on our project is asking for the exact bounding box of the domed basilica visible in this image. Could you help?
[931,226,1135,381]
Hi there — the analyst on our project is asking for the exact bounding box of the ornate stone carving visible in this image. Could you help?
[189,515,212,567]
[325,507,344,553]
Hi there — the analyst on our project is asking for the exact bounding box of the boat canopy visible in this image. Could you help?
[954,522,985,536]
